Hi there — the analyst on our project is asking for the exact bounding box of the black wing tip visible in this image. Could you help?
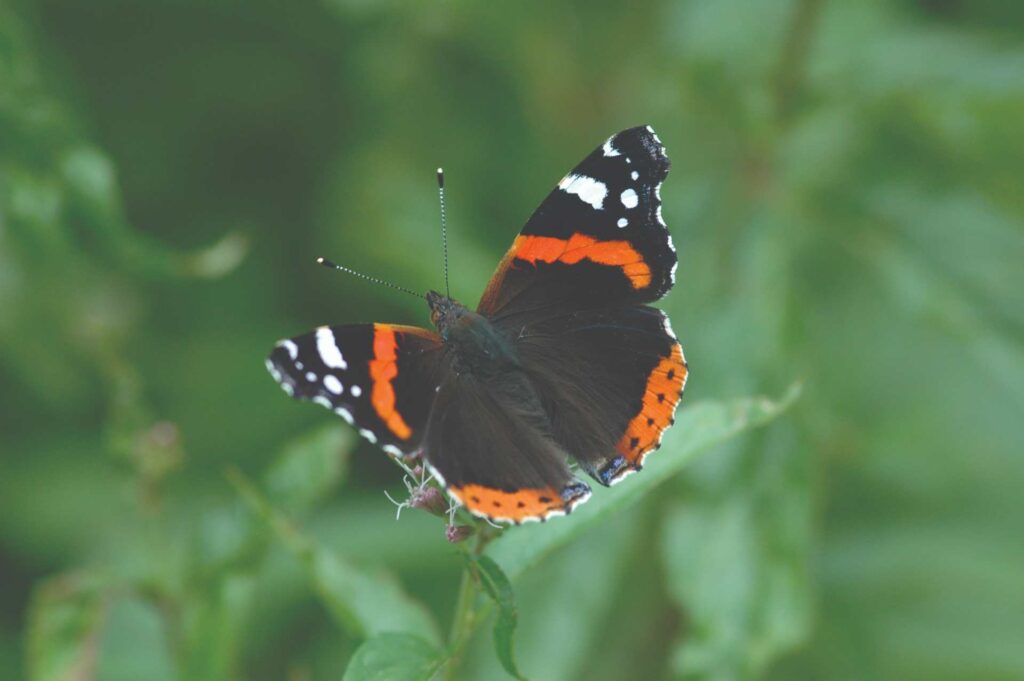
[614,125,670,172]
[266,341,305,397]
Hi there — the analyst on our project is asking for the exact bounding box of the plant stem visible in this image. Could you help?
[444,560,480,680]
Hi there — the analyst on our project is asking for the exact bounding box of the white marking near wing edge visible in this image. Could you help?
[383,444,404,458]
[280,340,298,359]
[323,375,343,394]
[620,188,638,209]
[661,311,678,341]
[426,463,446,487]
[608,466,638,486]
[313,396,332,409]
[350,384,362,397]
[265,358,282,382]
[602,138,621,157]
[558,174,607,210]
[334,407,354,424]
[315,326,348,369]
[359,428,378,444]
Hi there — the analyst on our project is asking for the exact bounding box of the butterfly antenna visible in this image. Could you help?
[437,168,450,298]
[315,257,424,299]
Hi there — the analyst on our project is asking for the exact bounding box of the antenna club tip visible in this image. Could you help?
[436,167,444,188]
[315,256,325,264]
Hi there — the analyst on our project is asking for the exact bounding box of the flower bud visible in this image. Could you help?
[446,525,472,544]
[408,485,447,516]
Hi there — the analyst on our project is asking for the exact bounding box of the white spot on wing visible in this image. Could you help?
[617,218,628,228]
[265,359,282,382]
[383,444,403,457]
[323,375,343,394]
[602,138,621,157]
[306,372,317,382]
[335,407,354,424]
[280,340,298,359]
[313,396,332,409]
[350,385,362,397]
[656,205,665,226]
[426,464,446,487]
[620,188,638,209]
[316,327,347,369]
[558,174,607,210]
[631,170,639,181]
[359,428,378,444]
[661,312,678,341]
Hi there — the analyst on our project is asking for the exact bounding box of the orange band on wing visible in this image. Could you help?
[511,233,652,289]
[617,343,688,466]
[449,483,590,523]
[369,325,413,440]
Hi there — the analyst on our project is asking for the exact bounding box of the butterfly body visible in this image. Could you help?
[427,291,519,378]
[268,126,688,523]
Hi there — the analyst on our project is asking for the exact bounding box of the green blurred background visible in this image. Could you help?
[2,0,1023,679]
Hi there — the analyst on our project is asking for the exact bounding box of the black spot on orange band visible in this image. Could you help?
[449,482,591,523]
[616,343,687,466]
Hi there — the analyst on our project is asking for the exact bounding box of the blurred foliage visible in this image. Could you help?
[1,0,1022,680]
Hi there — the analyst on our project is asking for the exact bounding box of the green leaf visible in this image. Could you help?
[462,509,644,680]
[486,388,801,579]
[179,576,255,681]
[470,555,526,681]
[342,633,444,681]
[94,596,175,681]
[228,468,441,645]
[264,423,353,515]
[25,572,107,681]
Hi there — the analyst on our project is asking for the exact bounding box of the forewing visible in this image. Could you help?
[266,323,442,456]
[478,125,676,320]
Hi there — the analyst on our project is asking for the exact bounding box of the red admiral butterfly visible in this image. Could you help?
[267,126,687,524]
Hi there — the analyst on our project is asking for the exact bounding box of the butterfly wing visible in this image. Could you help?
[478,125,687,486]
[266,323,443,456]
[478,125,675,321]
[515,305,687,486]
[423,364,591,524]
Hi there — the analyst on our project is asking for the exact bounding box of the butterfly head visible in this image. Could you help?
[427,290,468,340]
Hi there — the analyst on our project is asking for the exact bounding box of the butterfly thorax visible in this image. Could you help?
[427,290,518,377]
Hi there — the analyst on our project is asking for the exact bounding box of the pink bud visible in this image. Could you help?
[446,525,472,544]
[409,486,447,516]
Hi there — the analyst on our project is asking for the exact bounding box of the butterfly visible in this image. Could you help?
[266,125,687,524]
